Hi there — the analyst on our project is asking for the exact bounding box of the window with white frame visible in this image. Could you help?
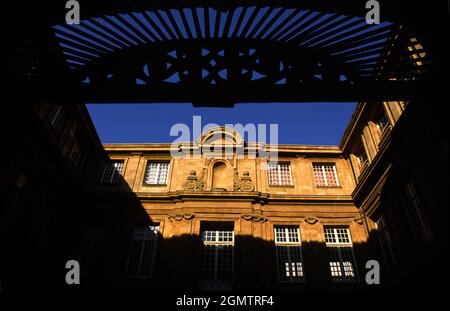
[125,225,159,277]
[268,162,293,186]
[376,110,391,136]
[401,180,433,244]
[274,226,305,282]
[47,104,66,136]
[100,160,124,184]
[144,162,169,185]
[201,228,234,290]
[313,163,339,187]
[324,227,357,282]
[376,216,396,270]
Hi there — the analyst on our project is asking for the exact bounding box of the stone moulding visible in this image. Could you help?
[304,217,319,224]
[240,211,268,222]
[354,216,365,225]
[168,213,196,222]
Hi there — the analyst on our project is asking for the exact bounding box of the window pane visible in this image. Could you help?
[144,162,169,185]
[276,246,304,282]
[313,164,339,187]
[268,163,292,186]
[274,226,304,282]
[313,164,326,186]
[325,228,356,282]
[126,225,159,277]
[101,160,124,184]
[201,229,234,290]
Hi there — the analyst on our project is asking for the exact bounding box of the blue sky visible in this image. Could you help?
[86,103,356,145]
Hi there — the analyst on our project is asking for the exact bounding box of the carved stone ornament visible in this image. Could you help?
[304,217,319,224]
[354,216,364,225]
[182,169,205,191]
[168,213,196,222]
[233,170,255,191]
[240,213,268,223]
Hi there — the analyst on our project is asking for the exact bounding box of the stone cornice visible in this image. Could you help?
[96,190,355,206]
[103,143,342,155]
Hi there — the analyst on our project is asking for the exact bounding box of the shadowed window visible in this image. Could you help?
[68,140,84,168]
[401,180,433,244]
[200,222,234,290]
[274,226,305,282]
[376,216,396,270]
[100,160,124,184]
[125,225,159,277]
[324,227,357,282]
[47,104,66,136]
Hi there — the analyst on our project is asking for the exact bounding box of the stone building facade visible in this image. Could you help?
[1,100,447,290]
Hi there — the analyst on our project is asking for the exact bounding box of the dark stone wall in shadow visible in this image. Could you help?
[362,101,448,289]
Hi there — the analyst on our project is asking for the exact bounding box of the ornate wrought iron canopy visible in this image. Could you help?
[4,0,443,105]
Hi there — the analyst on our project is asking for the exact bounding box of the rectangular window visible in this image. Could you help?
[401,180,433,244]
[100,160,124,184]
[125,225,159,277]
[357,149,368,170]
[268,163,293,186]
[144,162,169,185]
[376,216,396,270]
[201,226,234,290]
[313,163,339,187]
[274,226,305,282]
[376,110,391,136]
[324,228,357,282]
[68,141,83,168]
[47,104,66,136]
